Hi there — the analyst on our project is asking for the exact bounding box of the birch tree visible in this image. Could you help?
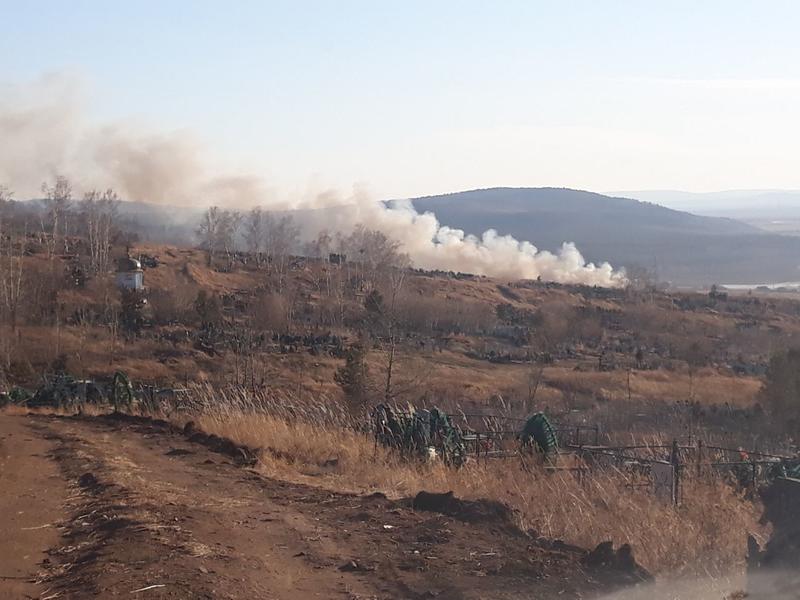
[221,210,242,267]
[81,188,119,274]
[245,207,265,264]
[0,186,12,214]
[263,213,299,293]
[197,206,224,266]
[41,175,72,257]
[0,215,25,331]
[197,207,243,268]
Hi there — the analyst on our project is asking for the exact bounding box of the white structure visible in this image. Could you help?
[116,257,144,290]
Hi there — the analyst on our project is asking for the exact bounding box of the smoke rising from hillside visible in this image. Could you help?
[0,74,625,286]
[297,190,626,286]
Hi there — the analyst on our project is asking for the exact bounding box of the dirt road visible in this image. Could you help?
[0,412,637,599]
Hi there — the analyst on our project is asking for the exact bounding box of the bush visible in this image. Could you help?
[148,282,196,325]
[194,290,222,326]
[334,345,369,414]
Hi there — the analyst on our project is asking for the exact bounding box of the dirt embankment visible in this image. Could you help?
[0,412,648,599]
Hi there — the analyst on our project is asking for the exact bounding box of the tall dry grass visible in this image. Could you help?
[170,385,763,578]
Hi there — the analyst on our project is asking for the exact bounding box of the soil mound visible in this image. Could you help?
[411,490,515,524]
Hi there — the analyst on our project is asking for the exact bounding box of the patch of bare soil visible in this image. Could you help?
[1,413,650,599]
[0,415,69,599]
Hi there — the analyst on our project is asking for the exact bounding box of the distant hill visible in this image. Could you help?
[410,188,800,286]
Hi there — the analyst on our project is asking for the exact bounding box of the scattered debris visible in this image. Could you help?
[130,583,166,593]
[77,472,99,490]
[339,560,375,573]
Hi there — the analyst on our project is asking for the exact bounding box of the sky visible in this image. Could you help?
[2,0,800,202]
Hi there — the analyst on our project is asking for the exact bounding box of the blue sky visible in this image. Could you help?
[2,1,800,200]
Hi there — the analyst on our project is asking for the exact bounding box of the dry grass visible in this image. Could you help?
[175,387,763,578]
[382,348,762,411]
[538,366,760,407]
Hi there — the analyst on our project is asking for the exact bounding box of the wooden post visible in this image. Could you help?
[671,439,680,505]
[697,439,703,477]
[627,368,632,402]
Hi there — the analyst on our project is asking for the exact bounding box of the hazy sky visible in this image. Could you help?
[2,0,800,200]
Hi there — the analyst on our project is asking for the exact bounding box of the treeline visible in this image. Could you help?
[0,177,135,333]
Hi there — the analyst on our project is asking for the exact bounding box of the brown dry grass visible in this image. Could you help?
[541,366,761,407]
[178,388,763,579]
[387,348,761,410]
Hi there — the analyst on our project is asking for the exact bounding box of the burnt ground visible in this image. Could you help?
[0,412,647,599]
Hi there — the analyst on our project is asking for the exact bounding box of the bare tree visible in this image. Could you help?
[340,226,410,288]
[41,175,72,256]
[382,270,406,401]
[197,207,242,268]
[221,210,242,267]
[363,269,407,402]
[244,207,265,265]
[197,206,224,266]
[303,230,333,259]
[304,230,334,293]
[0,215,25,331]
[263,213,299,293]
[107,305,120,365]
[320,264,348,327]
[0,186,12,215]
[81,188,119,275]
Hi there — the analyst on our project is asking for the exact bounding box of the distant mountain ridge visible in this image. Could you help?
[612,189,800,220]
[410,187,800,286]
[410,187,757,235]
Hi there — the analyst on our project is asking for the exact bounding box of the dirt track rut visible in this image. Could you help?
[0,413,630,599]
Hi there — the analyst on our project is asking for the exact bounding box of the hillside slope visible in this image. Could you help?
[411,188,800,285]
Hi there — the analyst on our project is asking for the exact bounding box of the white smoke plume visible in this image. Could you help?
[296,189,626,286]
[0,74,626,287]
